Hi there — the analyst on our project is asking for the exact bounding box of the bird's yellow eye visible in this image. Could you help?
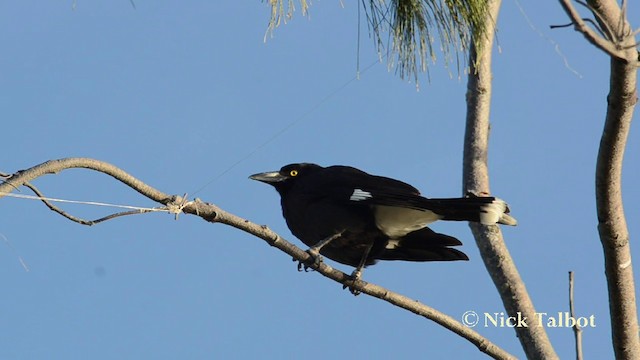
[290,170,298,177]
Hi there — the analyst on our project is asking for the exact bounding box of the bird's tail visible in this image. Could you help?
[379,227,469,262]
[418,195,517,226]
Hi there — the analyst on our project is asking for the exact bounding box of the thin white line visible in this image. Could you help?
[0,192,167,212]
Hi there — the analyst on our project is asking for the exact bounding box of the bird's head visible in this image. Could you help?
[249,163,322,193]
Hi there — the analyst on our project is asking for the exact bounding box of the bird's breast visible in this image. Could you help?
[282,197,374,244]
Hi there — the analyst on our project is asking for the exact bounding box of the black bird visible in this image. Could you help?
[250,163,516,291]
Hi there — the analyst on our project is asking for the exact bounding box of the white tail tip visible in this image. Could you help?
[480,199,517,226]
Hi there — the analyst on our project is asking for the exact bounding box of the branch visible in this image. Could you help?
[0,157,516,360]
[596,37,640,360]
[558,0,639,65]
[550,18,609,39]
[568,272,583,360]
[20,182,157,225]
[558,1,640,358]
[463,0,558,358]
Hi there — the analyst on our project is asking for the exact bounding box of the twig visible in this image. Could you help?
[568,272,583,360]
[0,157,516,360]
[21,182,156,225]
[575,0,617,42]
[550,19,607,38]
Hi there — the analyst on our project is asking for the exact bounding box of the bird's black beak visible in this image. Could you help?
[249,171,287,184]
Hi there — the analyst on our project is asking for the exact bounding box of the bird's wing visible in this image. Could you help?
[300,165,421,202]
[300,165,439,209]
[299,166,514,226]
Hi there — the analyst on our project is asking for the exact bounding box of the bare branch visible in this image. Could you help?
[550,18,609,39]
[20,182,157,225]
[89,209,157,224]
[568,272,583,360]
[22,182,93,224]
[464,0,558,358]
[0,158,174,204]
[0,158,516,360]
[559,0,640,358]
[596,47,640,360]
[575,0,617,42]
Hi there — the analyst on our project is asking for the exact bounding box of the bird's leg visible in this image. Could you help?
[343,241,374,296]
[298,230,345,272]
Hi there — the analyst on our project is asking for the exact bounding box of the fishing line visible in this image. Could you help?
[190,57,381,197]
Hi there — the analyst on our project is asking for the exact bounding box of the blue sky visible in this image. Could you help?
[1,1,638,359]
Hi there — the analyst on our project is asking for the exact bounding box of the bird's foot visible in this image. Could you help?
[342,269,363,296]
[296,248,323,272]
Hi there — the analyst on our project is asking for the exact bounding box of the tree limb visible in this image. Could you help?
[596,54,639,359]
[463,1,558,358]
[559,1,639,358]
[0,157,516,360]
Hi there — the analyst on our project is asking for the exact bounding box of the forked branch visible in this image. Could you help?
[558,0,639,358]
[558,0,639,66]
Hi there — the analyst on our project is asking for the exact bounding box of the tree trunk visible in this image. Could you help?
[463,0,558,358]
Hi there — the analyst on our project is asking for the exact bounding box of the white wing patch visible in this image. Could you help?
[349,189,372,201]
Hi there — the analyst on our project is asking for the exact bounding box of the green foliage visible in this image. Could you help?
[266,0,489,83]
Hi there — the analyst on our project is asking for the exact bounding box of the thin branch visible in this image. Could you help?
[463,0,558,358]
[549,18,605,37]
[21,181,93,225]
[550,18,608,39]
[583,17,608,38]
[568,271,583,360]
[0,158,516,360]
[90,209,157,224]
[575,0,617,42]
[618,0,627,39]
[21,182,157,225]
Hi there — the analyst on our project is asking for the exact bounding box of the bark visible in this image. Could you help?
[559,0,639,358]
[592,3,639,358]
[597,56,639,359]
[463,0,558,358]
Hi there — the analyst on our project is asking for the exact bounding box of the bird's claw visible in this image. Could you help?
[342,269,363,296]
[295,248,323,272]
[296,261,314,272]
